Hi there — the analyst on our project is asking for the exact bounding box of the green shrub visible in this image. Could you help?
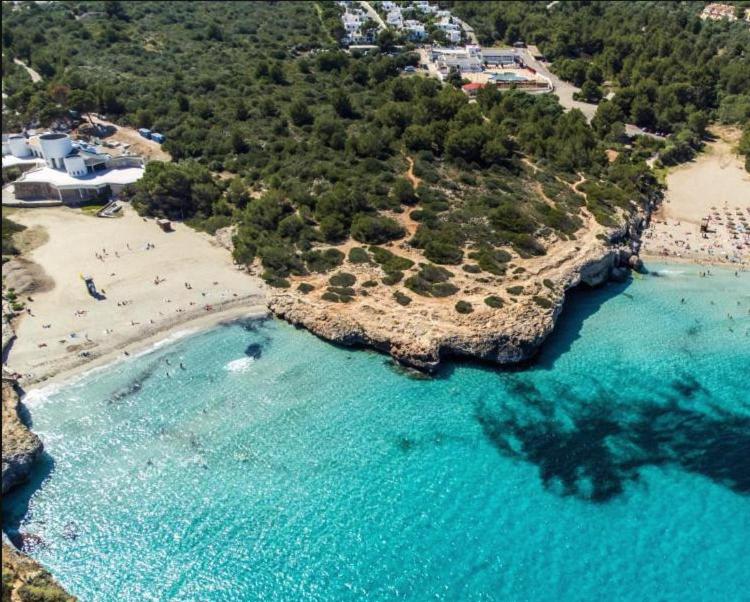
[262,272,291,288]
[329,272,356,287]
[362,279,379,287]
[484,295,504,308]
[382,271,404,285]
[404,264,457,296]
[369,246,414,272]
[533,295,553,309]
[351,215,405,244]
[424,240,463,264]
[469,247,511,275]
[431,282,459,297]
[348,247,371,264]
[513,266,526,274]
[304,248,344,273]
[507,285,524,295]
[17,584,72,602]
[455,300,473,314]
[393,291,412,306]
[327,286,356,296]
[462,264,481,273]
[298,282,314,294]
[543,279,555,290]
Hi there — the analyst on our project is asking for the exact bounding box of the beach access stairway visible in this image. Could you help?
[97,200,122,218]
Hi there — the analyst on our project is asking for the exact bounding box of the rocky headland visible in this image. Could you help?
[269,206,649,373]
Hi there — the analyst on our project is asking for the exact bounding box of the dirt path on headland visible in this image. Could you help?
[13,58,42,83]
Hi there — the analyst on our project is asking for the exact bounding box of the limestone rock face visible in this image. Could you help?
[270,245,620,373]
[2,378,43,495]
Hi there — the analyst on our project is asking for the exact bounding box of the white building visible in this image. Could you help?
[341,8,375,44]
[2,132,144,205]
[386,8,403,28]
[403,19,427,40]
[381,0,397,11]
[413,1,437,14]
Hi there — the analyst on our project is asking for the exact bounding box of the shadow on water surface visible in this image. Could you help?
[475,378,750,503]
[2,453,56,547]
[533,278,633,369]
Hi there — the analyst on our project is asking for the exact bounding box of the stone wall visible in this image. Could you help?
[12,180,58,200]
[58,187,101,205]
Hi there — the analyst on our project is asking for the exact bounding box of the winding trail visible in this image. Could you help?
[358,1,386,30]
[13,58,42,83]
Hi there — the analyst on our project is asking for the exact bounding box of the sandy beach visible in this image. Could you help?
[641,129,750,267]
[4,205,267,387]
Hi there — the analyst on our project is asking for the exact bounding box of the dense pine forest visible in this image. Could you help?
[2,1,747,286]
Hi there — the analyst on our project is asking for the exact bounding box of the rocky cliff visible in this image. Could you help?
[2,537,76,601]
[269,222,634,372]
[2,376,43,495]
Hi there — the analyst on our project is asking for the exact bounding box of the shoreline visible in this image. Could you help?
[641,253,748,270]
[17,302,270,394]
[3,205,270,389]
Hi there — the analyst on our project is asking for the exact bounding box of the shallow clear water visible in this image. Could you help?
[4,263,750,601]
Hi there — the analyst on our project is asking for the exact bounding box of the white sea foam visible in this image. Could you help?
[224,357,255,373]
[22,382,66,409]
[131,328,198,359]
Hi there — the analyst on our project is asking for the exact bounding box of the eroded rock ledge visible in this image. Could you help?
[2,375,43,495]
[269,226,637,372]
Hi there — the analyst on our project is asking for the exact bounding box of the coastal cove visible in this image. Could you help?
[5,261,749,601]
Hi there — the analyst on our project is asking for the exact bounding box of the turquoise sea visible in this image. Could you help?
[4,262,750,601]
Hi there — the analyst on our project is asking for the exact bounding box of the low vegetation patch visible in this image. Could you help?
[2,216,25,256]
[381,271,404,285]
[484,295,504,308]
[348,247,371,264]
[329,272,356,287]
[304,249,344,273]
[393,291,412,306]
[405,264,458,297]
[533,295,554,309]
[455,300,473,314]
[507,285,524,296]
[370,246,414,273]
[298,282,314,294]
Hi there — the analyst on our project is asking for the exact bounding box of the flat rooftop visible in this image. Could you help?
[2,155,45,169]
[17,166,145,188]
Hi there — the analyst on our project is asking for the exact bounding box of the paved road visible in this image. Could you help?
[359,1,386,30]
[519,48,665,139]
[452,16,478,45]
[519,50,598,121]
